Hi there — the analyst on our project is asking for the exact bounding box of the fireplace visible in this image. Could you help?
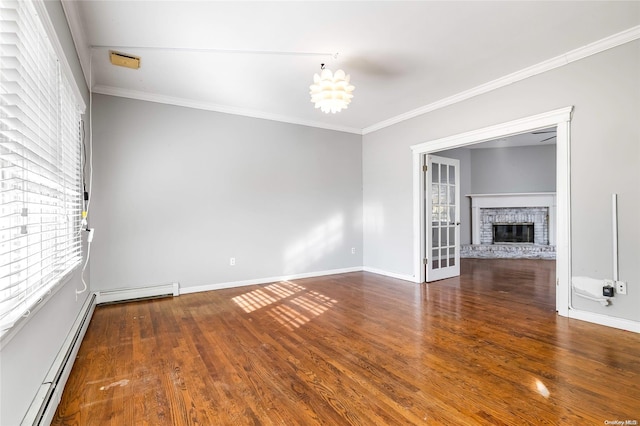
[462,193,557,259]
[480,207,547,245]
[467,193,556,246]
[493,223,534,244]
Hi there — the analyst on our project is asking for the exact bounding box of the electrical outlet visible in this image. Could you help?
[229,257,236,266]
[351,247,356,254]
[615,281,627,295]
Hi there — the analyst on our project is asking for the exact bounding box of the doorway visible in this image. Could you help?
[411,107,573,316]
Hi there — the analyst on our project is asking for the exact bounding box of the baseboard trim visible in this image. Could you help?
[180,267,363,294]
[96,282,180,304]
[362,267,416,283]
[22,293,97,425]
[568,309,640,333]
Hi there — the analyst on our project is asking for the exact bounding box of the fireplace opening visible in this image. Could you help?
[493,223,534,244]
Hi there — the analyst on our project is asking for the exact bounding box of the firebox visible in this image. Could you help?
[493,223,534,244]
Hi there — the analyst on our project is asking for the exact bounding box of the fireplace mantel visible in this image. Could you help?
[467,192,556,245]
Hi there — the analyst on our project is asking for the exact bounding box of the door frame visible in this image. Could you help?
[410,106,573,316]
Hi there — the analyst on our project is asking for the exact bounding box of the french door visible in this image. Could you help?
[425,155,460,282]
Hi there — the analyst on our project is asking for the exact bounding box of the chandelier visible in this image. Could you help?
[309,64,355,114]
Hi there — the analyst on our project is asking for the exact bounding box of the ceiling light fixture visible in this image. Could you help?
[309,64,355,114]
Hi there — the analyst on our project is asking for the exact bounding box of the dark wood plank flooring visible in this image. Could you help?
[53,259,640,425]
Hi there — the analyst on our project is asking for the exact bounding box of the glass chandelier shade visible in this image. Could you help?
[309,67,355,114]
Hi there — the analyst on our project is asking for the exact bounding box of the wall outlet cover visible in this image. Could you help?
[615,281,627,295]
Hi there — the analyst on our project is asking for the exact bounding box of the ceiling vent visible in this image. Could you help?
[109,51,140,69]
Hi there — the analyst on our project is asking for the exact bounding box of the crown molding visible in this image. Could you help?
[62,2,639,137]
[60,0,354,134]
[363,24,640,135]
[410,106,573,153]
[92,85,363,135]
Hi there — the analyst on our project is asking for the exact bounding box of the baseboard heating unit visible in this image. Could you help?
[96,282,180,305]
[22,293,96,426]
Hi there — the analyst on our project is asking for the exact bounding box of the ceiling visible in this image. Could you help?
[472,128,557,150]
[62,1,640,134]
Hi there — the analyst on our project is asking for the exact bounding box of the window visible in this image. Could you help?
[0,0,84,334]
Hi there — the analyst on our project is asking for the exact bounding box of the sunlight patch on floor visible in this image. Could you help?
[291,291,336,315]
[231,289,280,313]
[264,281,305,298]
[232,280,337,330]
[269,305,311,330]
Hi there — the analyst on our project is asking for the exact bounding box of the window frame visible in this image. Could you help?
[0,0,87,345]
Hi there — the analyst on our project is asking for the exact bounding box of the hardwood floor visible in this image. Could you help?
[53,259,640,425]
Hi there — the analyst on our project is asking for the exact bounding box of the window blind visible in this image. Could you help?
[0,0,83,333]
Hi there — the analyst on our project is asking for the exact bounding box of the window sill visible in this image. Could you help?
[0,263,84,350]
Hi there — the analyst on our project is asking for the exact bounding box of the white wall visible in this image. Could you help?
[90,95,363,292]
[363,40,640,322]
[0,1,91,424]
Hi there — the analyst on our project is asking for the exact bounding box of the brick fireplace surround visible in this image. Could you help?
[463,193,556,259]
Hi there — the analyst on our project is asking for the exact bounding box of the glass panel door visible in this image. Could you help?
[425,155,460,282]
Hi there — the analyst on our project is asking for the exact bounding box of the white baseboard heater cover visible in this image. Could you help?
[96,282,180,305]
[22,293,96,425]
[22,283,180,424]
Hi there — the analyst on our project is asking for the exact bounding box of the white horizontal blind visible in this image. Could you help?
[0,0,83,332]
